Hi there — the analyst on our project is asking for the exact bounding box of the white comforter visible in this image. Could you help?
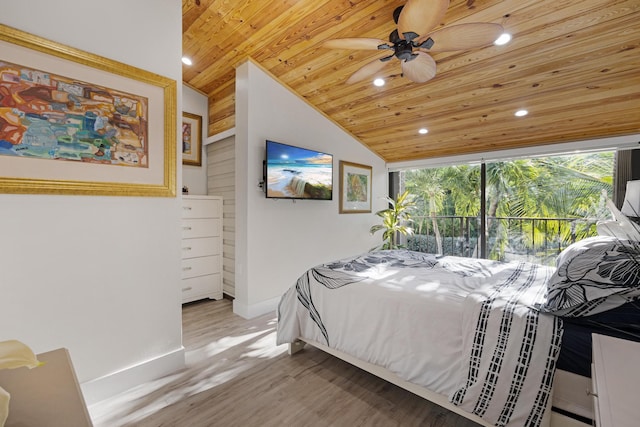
[276,250,562,427]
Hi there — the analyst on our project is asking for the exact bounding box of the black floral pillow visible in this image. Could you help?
[541,236,640,317]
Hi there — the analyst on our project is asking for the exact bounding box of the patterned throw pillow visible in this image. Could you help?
[541,236,640,317]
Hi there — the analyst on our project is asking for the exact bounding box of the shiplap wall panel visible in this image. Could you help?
[206,135,236,297]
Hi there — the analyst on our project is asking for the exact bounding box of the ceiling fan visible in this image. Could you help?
[323,0,504,84]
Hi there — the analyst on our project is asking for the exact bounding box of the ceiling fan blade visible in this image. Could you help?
[397,0,449,40]
[323,38,390,50]
[346,57,392,84]
[402,51,436,83]
[418,23,504,52]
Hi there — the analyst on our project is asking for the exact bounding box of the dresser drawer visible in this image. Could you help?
[181,218,221,239]
[182,198,221,219]
[181,255,221,279]
[181,237,220,259]
[181,274,222,302]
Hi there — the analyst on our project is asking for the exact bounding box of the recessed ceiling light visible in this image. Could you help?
[515,109,528,117]
[418,128,429,134]
[373,78,385,87]
[182,56,193,66]
[494,33,512,46]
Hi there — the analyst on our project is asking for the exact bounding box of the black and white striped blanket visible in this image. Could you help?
[277,250,562,427]
[451,261,562,426]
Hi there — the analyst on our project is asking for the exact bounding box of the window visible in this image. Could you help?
[398,151,615,265]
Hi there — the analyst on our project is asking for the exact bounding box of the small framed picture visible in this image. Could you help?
[339,161,372,214]
[182,112,202,166]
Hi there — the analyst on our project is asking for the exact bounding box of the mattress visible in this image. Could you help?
[557,300,640,377]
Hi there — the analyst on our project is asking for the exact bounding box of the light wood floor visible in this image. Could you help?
[89,298,479,427]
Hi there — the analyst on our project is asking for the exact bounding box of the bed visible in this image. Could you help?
[276,236,640,427]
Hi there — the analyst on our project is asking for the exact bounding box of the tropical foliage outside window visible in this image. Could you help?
[399,151,614,265]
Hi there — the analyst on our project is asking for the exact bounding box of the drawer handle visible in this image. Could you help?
[183,266,192,271]
[182,226,192,231]
[182,286,193,292]
[586,389,598,397]
[183,207,193,210]
[182,247,192,251]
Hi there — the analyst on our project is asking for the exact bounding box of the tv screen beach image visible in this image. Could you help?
[266,141,332,200]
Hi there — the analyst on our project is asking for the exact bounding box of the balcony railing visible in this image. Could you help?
[406,215,599,266]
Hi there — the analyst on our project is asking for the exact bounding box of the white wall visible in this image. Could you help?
[234,61,387,318]
[182,85,209,195]
[0,0,184,403]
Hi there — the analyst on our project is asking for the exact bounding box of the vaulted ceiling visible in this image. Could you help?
[182,0,640,163]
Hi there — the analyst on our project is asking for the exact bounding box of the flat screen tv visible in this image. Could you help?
[265,140,333,200]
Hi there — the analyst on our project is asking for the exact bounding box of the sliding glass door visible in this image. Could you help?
[398,151,614,265]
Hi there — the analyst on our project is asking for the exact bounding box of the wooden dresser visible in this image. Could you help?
[591,333,640,427]
[180,195,223,303]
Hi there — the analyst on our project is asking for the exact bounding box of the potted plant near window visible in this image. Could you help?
[370,190,416,250]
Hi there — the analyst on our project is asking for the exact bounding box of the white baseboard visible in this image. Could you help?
[233,296,280,319]
[81,347,185,405]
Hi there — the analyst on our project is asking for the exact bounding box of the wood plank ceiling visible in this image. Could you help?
[182,0,640,163]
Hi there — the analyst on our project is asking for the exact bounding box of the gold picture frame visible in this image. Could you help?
[339,160,372,214]
[181,112,202,166]
[0,24,176,197]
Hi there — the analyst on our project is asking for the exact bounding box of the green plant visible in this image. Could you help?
[370,190,416,250]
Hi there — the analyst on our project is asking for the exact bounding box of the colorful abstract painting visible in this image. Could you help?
[0,59,149,167]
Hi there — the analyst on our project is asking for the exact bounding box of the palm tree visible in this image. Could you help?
[524,153,613,247]
[403,169,447,254]
[445,165,481,217]
[483,160,541,259]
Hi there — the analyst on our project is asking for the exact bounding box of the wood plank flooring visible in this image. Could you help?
[89,298,479,427]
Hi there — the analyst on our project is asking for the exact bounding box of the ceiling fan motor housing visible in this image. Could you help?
[395,40,415,61]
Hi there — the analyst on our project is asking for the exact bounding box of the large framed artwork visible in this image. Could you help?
[182,112,202,166]
[0,24,177,197]
[339,160,372,214]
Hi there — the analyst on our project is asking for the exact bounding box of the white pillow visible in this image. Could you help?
[541,236,640,317]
